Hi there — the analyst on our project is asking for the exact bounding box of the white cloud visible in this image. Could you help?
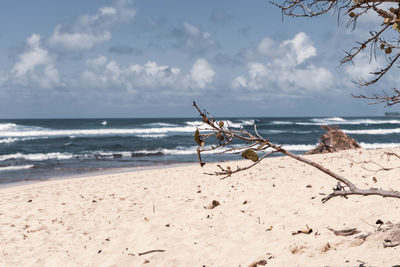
[232,76,247,88]
[12,34,51,76]
[172,22,218,55]
[36,64,61,89]
[86,56,108,68]
[10,34,61,89]
[248,62,268,80]
[0,0,137,91]
[280,32,317,66]
[257,38,275,56]
[184,22,201,36]
[278,65,333,92]
[232,32,333,94]
[48,26,112,51]
[357,3,394,25]
[189,58,215,89]
[100,7,117,16]
[0,71,8,87]
[47,2,136,51]
[344,53,382,81]
[81,57,214,92]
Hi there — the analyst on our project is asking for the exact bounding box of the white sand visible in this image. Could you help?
[1,148,400,266]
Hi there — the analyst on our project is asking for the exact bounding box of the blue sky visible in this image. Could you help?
[0,0,396,118]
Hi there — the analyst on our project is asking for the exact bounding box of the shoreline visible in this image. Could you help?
[0,161,200,190]
[1,147,400,265]
[0,144,395,190]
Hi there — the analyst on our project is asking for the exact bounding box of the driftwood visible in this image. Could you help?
[306,126,360,155]
[193,102,400,203]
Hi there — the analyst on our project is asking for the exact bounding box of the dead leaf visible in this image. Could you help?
[289,244,306,254]
[205,200,220,209]
[321,243,331,252]
[194,129,204,146]
[242,149,259,162]
[248,259,267,267]
[292,225,313,235]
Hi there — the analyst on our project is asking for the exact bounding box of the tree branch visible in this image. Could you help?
[193,102,400,203]
[272,0,400,103]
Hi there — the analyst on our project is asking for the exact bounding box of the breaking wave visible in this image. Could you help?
[296,117,400,126]
[0,123,18,131]
[136,134,168,138]
[271,121,294,125]
[343,128,400,135]
[0,152,74,162]
[185,119,255,129]
[359,143,400,149]
[0,165,34,172]
[0,126,199,138]
[143,122,178,127]
[0,138,18,144]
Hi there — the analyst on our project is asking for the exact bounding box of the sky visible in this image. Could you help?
[0,0,397,118]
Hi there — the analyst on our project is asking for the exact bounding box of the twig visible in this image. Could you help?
[193,102,400,203]
[385,151,400,159]
[138,249,166,256]
[271,0,400,104]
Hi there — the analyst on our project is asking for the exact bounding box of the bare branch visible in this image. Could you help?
[272,0,400,103]
[385,151,400,159]
[353,88,400,106]
[356,53,400,87]
[193,102,400,203]
[321,187,400,202]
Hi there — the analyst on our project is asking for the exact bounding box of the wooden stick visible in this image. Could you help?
[138,249,166,256]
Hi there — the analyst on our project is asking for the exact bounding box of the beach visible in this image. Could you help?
[1,147,400,266]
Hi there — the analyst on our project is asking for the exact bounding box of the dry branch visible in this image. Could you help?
[353,88,400,106]
[138,249,166,256]
[386,151,400,159]
[273,0,400,106]
[193,102,400,203]
[348,158,397,172]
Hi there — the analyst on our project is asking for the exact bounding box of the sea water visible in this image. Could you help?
[0,117,399,184]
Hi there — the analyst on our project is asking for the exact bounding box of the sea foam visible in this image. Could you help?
[343,128,400,135]
[0,123,17,131]
[0,138,18,144]
[0,152,74,162]
[0,165,34,172]
[296,118,400,126]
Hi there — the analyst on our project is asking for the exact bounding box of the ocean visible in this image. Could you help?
[0,117,400,184]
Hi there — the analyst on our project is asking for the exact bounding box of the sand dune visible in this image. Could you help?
[1,148,400,266]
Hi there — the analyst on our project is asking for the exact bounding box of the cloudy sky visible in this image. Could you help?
[0,0,396,118]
